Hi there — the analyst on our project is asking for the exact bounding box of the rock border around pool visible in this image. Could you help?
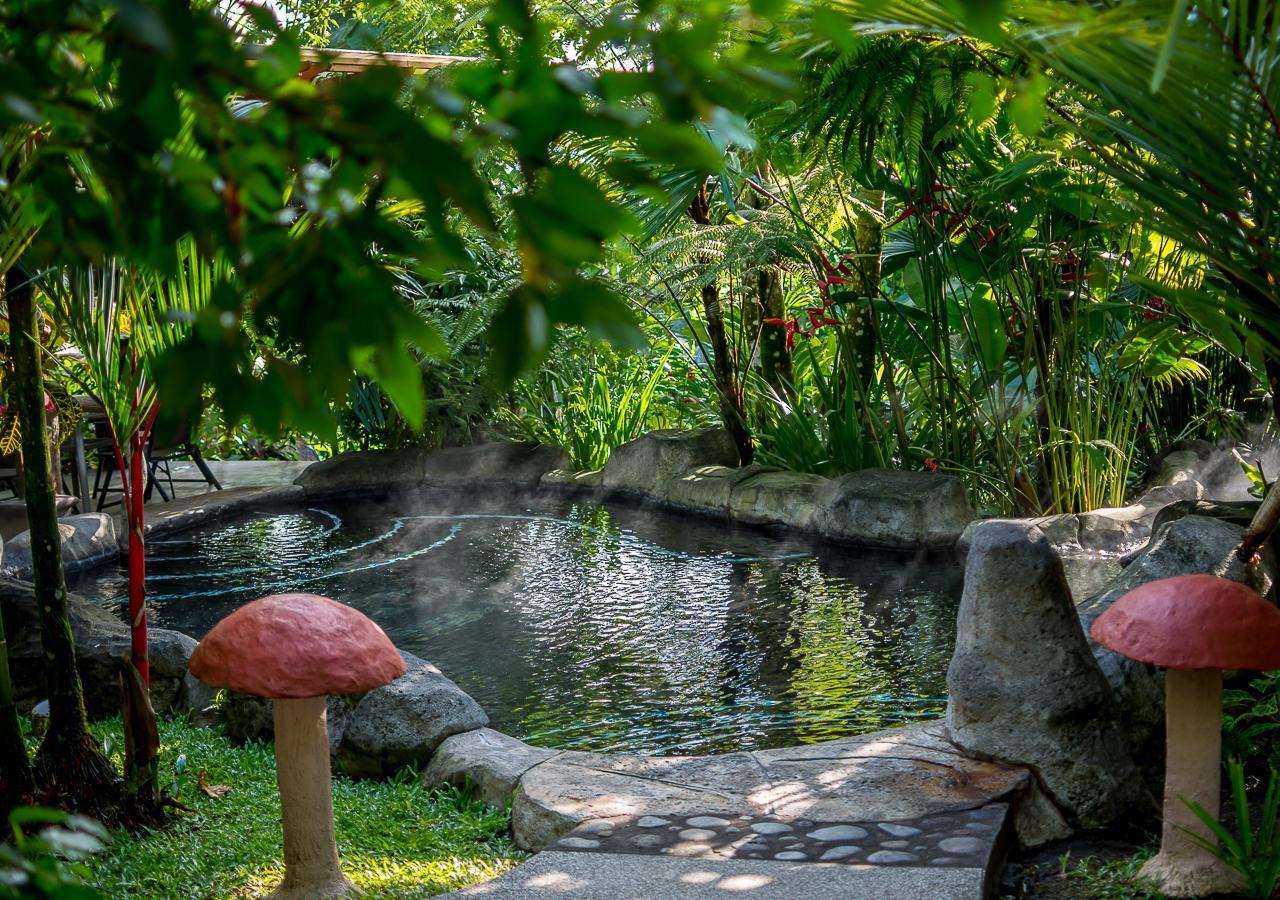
[297,430,977,552]
[0,484,307,581]
[0,428,1233,580]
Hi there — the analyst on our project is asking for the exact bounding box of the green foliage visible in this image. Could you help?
[1,0,785,442]
[820,0,1280,359]
[752,342,896,476]
[1226,671,1280,772]
[1051,848,1161,900]
[0,807,109,899]
[1184,759,1280,900]
[501,345,682,469]
[83,717,520,899]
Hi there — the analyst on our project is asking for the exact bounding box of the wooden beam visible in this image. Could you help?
[295,47,474,79]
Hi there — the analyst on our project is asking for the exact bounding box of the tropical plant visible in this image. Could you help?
[501,346,676,470]
[0,807,107,899]
[1184,759,1280,900]
[1226,671,1280,772]
[814,0,1280,549]
[51,239,227,808]
[752,341,897,475]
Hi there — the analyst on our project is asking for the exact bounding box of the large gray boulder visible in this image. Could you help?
[812,469,974,550]
[729,470,827,528]
[1149,498,1259,536]
[296,448,428,496]
[420,441,568,489]
[425,727,559,809]
[1077,515,1273,764]
[651,463,779,514]
[1,581,201,719]
[218,651,489,778]
[335,652,488,778]
[297,441,568,498]
[602,429,739,495]
[3,513,118,579]
[946,521,1148,829]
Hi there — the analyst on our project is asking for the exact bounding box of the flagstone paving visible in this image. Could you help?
[449,850,990,899]
[434,721,1030,899]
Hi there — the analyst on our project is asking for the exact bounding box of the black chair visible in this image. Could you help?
[88,414,125,511]
[91,413,221,509]
[142,416,222,502]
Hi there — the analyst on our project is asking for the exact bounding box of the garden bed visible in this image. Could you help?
[78,717,522,899]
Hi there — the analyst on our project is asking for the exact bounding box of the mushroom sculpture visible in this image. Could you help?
[189,593,406,899]
[1090,574,1280,897]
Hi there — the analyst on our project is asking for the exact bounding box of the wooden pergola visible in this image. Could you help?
[296,47,475,80]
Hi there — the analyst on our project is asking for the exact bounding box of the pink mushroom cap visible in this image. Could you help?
[189,593,407,699]
[1090,574,1280,672]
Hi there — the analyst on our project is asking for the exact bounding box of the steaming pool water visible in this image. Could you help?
[70,490,964,756]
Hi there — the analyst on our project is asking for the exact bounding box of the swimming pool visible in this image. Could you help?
[70,489,963,755]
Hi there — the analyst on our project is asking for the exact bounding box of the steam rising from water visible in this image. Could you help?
[71,489,963,756]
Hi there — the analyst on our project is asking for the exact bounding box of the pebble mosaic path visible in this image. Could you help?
[436,718,1032,897]
[549,804,1009,869]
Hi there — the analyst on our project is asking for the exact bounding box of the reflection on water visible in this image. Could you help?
[71,490,963,755]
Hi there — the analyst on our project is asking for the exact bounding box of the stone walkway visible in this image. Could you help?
[434,722,1030,899]
[142,459,312,507]
[450,850,988,898]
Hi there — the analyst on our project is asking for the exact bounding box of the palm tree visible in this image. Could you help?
[816,0,1280,556]
[53,238,224,807]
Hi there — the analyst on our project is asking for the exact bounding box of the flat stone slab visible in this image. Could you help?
[427,722,1031,852]
[445,850,988,899]
[546,804,1009,870]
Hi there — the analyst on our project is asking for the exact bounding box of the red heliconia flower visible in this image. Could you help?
[1138,423,1152,435]
[1058,250,1082,286]
[765,317,803,350]
[1143,296,1169,320]
[885,203,916,229]
[977,224,1007,249]
[924,458,940,473]
[806,308,839,329]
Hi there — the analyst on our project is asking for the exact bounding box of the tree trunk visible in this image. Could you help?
[0,600,33,814]
[690,183,753,465]
[701,281,753,465]
[839,191,884,389]
[7,270,118,811]
[757,267,792,394]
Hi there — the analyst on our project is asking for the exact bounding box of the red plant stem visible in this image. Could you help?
[114,406,156,688]
[128,435,148,685]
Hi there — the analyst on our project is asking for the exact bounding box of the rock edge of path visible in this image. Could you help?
[425,722,1038,853]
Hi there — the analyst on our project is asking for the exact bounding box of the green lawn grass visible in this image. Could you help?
[82,717,523,899]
